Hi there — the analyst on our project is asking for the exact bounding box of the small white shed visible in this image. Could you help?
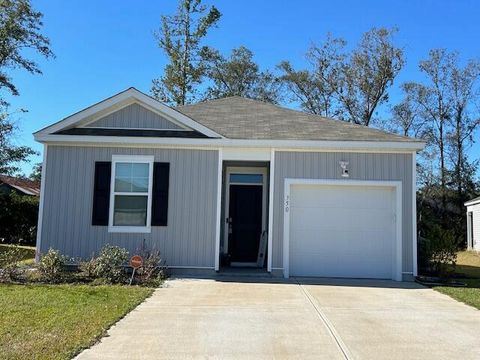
[465,197,480,250]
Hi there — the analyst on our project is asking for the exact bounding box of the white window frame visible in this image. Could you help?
[108,154,154,233]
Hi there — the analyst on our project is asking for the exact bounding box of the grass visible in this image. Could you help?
[434,251,480,310]
[0,284,153,360]
[0,243,36,265]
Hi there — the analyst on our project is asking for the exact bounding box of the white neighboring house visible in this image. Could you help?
[465,197,480,251]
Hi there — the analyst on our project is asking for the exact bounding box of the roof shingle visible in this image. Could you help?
[0,175,40,196]
[176,96,422,142]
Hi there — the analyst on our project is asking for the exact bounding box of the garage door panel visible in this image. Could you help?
[290,229,391,254]
[289,184,396,280]
[291,207,392,231]
[290,251,391,279]
[291,185,392,209]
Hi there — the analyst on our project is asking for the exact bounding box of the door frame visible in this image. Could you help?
[467,211,474,249]
[224,166,268,266]
[282,179,403,281]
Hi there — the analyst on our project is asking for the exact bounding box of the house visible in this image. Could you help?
[33,88,425,281]
[465,197,480,251]
[0,175,40,196]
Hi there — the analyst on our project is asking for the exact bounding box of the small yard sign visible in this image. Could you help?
[129,255,143,285]
[130,255,143,269]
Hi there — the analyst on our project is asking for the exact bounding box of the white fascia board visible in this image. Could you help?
[465,199,480,207]
[33,88,224,139]
[34,134,426,152]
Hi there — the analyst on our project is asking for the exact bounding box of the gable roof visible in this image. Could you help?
[176,96,422,142]
[0,175,40,196]
[34,88,223,139]
[34,88,425,151]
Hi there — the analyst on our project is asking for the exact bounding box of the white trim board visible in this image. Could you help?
[82,126,190,131]
[412,151,418,276]
[282,179,403,281]
[35,134,426,152]
[34,88,223,139]
[465,198,480,207]
[214,149,223,271]
[267,149,275,272]
[35,144,48,262]
[223,148,271,161]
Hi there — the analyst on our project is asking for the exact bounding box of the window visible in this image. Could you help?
[109,155,154,233]
[229,173,263,184]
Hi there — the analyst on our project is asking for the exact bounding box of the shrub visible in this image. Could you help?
[38,248,66,283]
[0,244,24,282]
[135,249,167,287]
[418,225,458,277]
[93,245,129,284]
[78,256,98,280]
[0,192,39,245]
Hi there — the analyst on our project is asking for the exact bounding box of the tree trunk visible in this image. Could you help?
[180,5,191,106]
[455,113,464,211]
[438,119,447,223]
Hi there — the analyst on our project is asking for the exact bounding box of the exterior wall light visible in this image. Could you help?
[340,161,349,177]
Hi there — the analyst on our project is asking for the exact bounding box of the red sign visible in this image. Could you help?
[130,255,143,269]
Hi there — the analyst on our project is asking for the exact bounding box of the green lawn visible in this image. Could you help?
[0,284,153,360]
[434,251,480,310]
[0,244,36,264]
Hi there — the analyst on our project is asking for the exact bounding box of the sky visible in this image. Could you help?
[6,0,480,175]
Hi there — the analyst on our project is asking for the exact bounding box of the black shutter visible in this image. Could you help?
[92,162,111,226]
[151,162,170,226]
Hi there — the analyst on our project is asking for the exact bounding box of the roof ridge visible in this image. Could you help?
[177,95,259,108]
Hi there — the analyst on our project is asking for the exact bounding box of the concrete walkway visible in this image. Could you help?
[77,278,480,360]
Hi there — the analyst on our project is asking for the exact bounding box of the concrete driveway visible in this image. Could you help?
[77,278,480,360]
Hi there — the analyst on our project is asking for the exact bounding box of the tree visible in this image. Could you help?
[151,0,221,106]
[390,100,419,137]
[446,57,480,209]
[279,28,404,126]
[0,110,36,175]
[0,0,53,174]
[403,50,480,206]
[0,0,54,100]
[201,46,281,103]
[388,84,433,139]
[402,49,480,249]
[278,61,336,117]
[278,35,345,118]
[402,50,456,200]
[342,27,404,126]
[29,162,41,181]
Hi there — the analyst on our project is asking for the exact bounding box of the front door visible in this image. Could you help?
[225,167,267,266]
[229,185,262,263]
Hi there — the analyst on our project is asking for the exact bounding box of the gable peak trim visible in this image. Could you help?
[34,87,224,139]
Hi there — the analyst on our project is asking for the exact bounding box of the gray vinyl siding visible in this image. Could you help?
[273,151,414,274]
[85,103,183,129]
[40,146,218,267]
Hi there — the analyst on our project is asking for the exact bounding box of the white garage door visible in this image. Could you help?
[289,184,397,279]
